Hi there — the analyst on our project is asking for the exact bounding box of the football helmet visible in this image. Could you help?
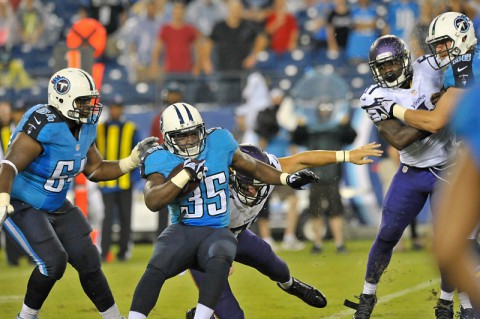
[160,102,206,159]
[48,68,102,124]
[230,144,271,207]
[426,12,477,69]
[369,35,413,88]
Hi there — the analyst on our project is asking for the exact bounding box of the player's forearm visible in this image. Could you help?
[86,161,127,182]
[393,105,445,133]
[281,151,336,173]
[144,181,178,211]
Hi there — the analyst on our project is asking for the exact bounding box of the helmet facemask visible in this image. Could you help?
[164,124,206,159]
[70,95,103,124]
[370,53,412,88]
[230,170,269,207]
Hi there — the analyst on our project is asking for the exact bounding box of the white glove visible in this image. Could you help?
[0,193,14,231]
[119,137,160,173]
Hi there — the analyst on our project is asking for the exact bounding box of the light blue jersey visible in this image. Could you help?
[443,46,480,89]
[143,128,238,228]
[451,86,480,169]
[10,104,97,211]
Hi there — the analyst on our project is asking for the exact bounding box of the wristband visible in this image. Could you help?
[0,193,10,206]
[119,157,137,173]
[344,151,350,162]
[335,151,345,163]
[393,104,407,122]
[1,160,18,175]
[171,169,191,188]
[280,173,289,186]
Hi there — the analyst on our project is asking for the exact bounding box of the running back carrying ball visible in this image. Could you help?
[167,159,204,198]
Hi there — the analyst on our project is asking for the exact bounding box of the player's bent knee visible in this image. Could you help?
[45,250,68,280]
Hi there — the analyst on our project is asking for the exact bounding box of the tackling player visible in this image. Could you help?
[0,68,158,319]
[345,35,460,319]
[128,103,319,319]
[187,142,382,319]
[366,12,479,133]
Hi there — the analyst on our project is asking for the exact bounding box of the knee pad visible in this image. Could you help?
[70,235,102,275]
[43,249,68,280]
[206,239,237,265]
[377,224,404,245]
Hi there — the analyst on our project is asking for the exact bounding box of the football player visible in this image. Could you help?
[435,85,480,316]
[345,35,460,319]
[187,141,383,319]
[129,103,319,319]
[367,12,479,134]
[0,68,159,319]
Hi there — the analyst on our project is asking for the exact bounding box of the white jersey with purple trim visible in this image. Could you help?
[228,153,280,235]
[360,55,457,167]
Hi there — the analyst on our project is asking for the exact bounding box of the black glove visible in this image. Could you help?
[183,158,206,181]
[286,170,320,190]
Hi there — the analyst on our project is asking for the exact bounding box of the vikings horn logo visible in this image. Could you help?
[454,15,470,33]
[51,75,71,95]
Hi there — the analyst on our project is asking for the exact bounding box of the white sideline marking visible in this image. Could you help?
[327,278,441,319]
[0,295,24,303]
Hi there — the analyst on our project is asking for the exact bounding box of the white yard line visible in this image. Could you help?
[0,295,24,303]
[326,278,441,319]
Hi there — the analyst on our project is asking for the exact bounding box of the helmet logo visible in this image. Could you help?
[454,15,470,33]
[51,75,71,95]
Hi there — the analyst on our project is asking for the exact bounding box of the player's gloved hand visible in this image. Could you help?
[0,193,14,231]
[285,170,320,190]
[361,102,394,123]
[119,137,160,173]
[183,158,206,181]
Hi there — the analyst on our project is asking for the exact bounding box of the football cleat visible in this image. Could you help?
[435,299,454,319]
[186,307,196,319]
[278,277,327,308]
[457,306,476,319]
[344,293,377,319]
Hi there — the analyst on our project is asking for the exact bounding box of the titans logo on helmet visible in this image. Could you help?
[454,15,470,33]
[51,75,71,95]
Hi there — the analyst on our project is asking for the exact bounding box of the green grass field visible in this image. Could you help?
[0,240,449,318]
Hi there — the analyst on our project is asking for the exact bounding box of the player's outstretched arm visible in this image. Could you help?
[85,137,159,181]
[278,142,383,173]
[231,149,319,190]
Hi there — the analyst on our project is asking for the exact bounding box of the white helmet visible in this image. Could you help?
[48,68,102,124]
[160,102,206,159]
[426,12,477,69]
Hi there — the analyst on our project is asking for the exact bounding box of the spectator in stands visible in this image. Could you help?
[0,0,17,48]
[242,0,272,28]
[150,0,201,81]
[301,0,334,52]
[124,0,167,83]
[202,0,268,103]
[185,0,227,37]
[383,0,419,44]
[203,0,268,74]
[0,45,33,90]
[265,0,299,54]
[16,0,45,48]
[80,0,130,35]
[97,102,141,262]
[345,0,378,63]
[326,0,351,59]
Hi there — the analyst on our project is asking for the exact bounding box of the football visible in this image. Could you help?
[167,161,202,198]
